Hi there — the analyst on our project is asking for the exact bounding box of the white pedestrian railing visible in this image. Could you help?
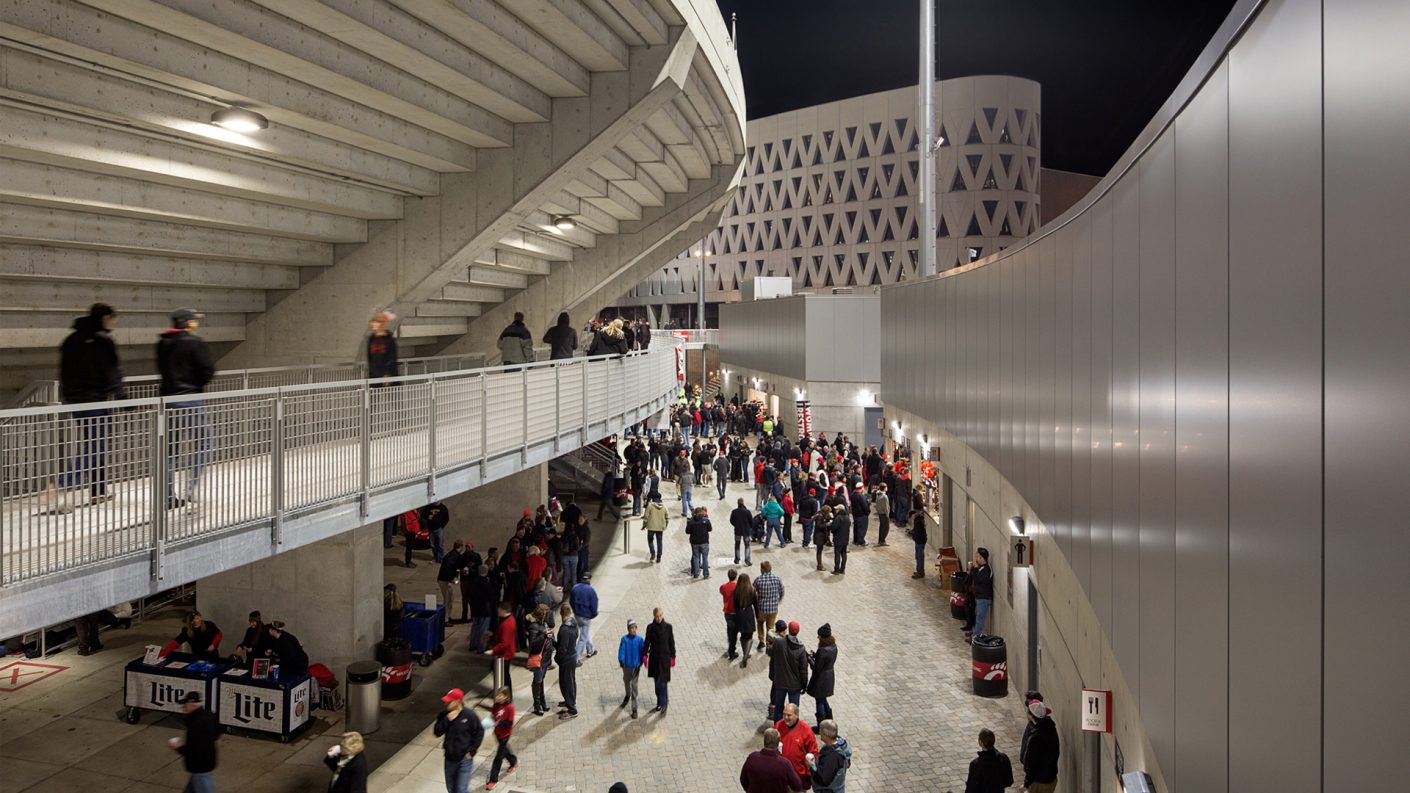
[0,343,678,589]
[667,329,719,345]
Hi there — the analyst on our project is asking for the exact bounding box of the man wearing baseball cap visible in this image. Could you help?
[1021,698,1060,793]
[433,688,484,793]
[168,691,218,793]
[157,308,214,509]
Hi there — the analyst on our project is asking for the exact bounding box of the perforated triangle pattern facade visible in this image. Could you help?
[617,76,1040,305]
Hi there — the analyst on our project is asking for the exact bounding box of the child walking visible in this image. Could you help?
[486,687,517,789]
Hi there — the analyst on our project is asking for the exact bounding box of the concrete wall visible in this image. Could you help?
[878,0,1410,790]
[718,294,879,383]
[721,364,876,439]
[436,464,548,554]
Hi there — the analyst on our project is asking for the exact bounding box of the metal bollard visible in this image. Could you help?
[492,657,507,692]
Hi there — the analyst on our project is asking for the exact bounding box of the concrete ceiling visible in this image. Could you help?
[0,0,744,369]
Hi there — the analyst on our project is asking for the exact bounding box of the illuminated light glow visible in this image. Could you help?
[211,107,268,133]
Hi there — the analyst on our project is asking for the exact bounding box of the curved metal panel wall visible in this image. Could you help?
[880,0,1407,788]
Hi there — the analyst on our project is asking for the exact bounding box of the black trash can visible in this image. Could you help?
[971,635,1008,698]
[949,571,969,620]
[376,638,413,700]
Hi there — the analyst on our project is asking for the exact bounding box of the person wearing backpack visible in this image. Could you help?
[964,728,1014,793]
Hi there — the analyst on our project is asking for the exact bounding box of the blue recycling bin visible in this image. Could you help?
[398,601,446,667]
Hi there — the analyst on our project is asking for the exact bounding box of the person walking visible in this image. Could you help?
[761,495,785,548]
[807,720,852,792]
[169,692,218,793]
[42,303,125,513]
[570,573,599,660]
[829,508,851,575]
[487,602,517,699]
[323,731,369,793]
[158,308,215,509]
[467,565,496,652]
[734,574,758,668]
[543,312,579,360]
[848,483,870,546]
[720,569,740,660]
[798,489,820,549]
[433,688,485,793]
[767,621,809,722]
[753,562,785,651]
[642,492,668,563]
[806,624,837,726]
[617,619,645,718]
[963,728,1014,793]
[731,498,754,565]
[436,540,464,624]
[686,506,712,579]
[910,512,928,579]
[739,728,806,793]
[554,604,579,719]
[776,703,819,789]
[1021,700,1060,793]
[713,452,730,499]
[497,311,535,367]
[485,687,518,789]
[642,607,675,716]
[971,548,995,639]
[677,461,695,517]
[525,605,553,714]
[873,485,891,546]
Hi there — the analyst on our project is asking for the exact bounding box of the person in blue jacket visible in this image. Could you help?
[617,619,645,718]
[570,573,599,660]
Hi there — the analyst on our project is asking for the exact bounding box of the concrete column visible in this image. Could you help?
[436,464,548,553]
[198,522,382,673]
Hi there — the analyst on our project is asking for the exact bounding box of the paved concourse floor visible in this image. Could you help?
[371,467,1026,793]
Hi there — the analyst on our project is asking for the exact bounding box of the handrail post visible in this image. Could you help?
[359,383,371,518]
[553,364,562,453]
[271,392,284,546]
[427,377,438,499]
[479,373,489,472]
[150,402,166,582]
[520,368,529,465]
[581,359,590,443]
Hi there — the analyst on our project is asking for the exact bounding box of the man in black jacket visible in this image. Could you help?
[434,688,485,793]
[170,691,218,793]
[730,498,754,565]
[766,620,809,723]
[971,548,995,639]
[555,604,580,718]
[848,483,871,546]
[964,728,1014,793]
[1022,700,1060,793]
[44,303,126,513]
[158,308,215,509]
[542,312,579,360]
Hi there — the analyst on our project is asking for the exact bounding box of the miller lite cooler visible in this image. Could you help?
[971,635,1008,698]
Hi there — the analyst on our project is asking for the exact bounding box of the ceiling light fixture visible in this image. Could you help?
[553,215,576,231]
[211,107,268,133]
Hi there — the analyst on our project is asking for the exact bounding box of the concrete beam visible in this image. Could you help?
[0,203,333,267]
[0,103,403,218]
[466,266,531,290]
[592,147,638,181]
[504,0,630,72]
[398,316,467,338]
[390,0,589,98]
[584,181,645,220]
[79,0,515,146]
[439,160,740,360]
[640,148,689,193]
[597,0,670,46]
[0,244,300,290]
[0,158,367,243]
[542,191,622,236]
[522,210,598,248]
[0,277,266,314]
[617,165,668,208]
[0,2,480,170]
[0,45,441,195]
[472,249,552,276]
[249,0,552,123]
[415,301,484,318]
[0,309,246,348]
[440,282,505,303]
[497,231,575,262]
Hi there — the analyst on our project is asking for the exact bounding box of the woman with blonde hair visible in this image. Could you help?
[324,731,369,793]
[588,317,629,357]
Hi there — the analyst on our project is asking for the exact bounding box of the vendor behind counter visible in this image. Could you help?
[161,611,222,661]
[263,620,309,677]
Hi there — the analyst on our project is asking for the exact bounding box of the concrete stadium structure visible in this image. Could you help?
[0,0,745,397]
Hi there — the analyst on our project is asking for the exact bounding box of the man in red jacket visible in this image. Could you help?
[485,602,517,700]
[739,728,806,792]
[775,703,819,787]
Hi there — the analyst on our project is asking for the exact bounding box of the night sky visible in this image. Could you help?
[715,0,1238,176]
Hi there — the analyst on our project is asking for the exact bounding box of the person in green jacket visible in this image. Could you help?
[761,495,785,548]
[642,493,669,563]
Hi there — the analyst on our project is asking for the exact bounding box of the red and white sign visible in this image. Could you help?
[1082,688,1112,732]
[0,661,66,692]
[796,400,813,437]
[674,345,685,381]
[972,658,1007,682]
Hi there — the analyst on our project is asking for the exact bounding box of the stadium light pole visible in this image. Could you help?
[918,0,937,279]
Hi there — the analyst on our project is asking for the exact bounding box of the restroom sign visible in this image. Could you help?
[1081,688,1112,732]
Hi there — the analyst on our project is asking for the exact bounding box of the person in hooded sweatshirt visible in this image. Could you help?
[158,308,215,508]
[43,303,126,512]
[807,719,853,793]
[498,311,535,366]
[542,312,579,360]
[767,621,809,723]
[366,311,399,380]
[963,728,1014,793]
[1021,700,1060,793]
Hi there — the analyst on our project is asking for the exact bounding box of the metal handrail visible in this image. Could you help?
[668,329,719,345]
[0,339,681,589]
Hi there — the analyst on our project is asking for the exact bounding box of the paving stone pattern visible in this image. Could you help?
[374,467,1027,793]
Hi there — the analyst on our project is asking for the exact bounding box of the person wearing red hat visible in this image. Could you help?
[433,688,484,793]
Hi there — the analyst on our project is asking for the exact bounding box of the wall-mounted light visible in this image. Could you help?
[857,389,872,405]
[553,215,576,230]
[211,107,268,132]
[1009,515,1025,535]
